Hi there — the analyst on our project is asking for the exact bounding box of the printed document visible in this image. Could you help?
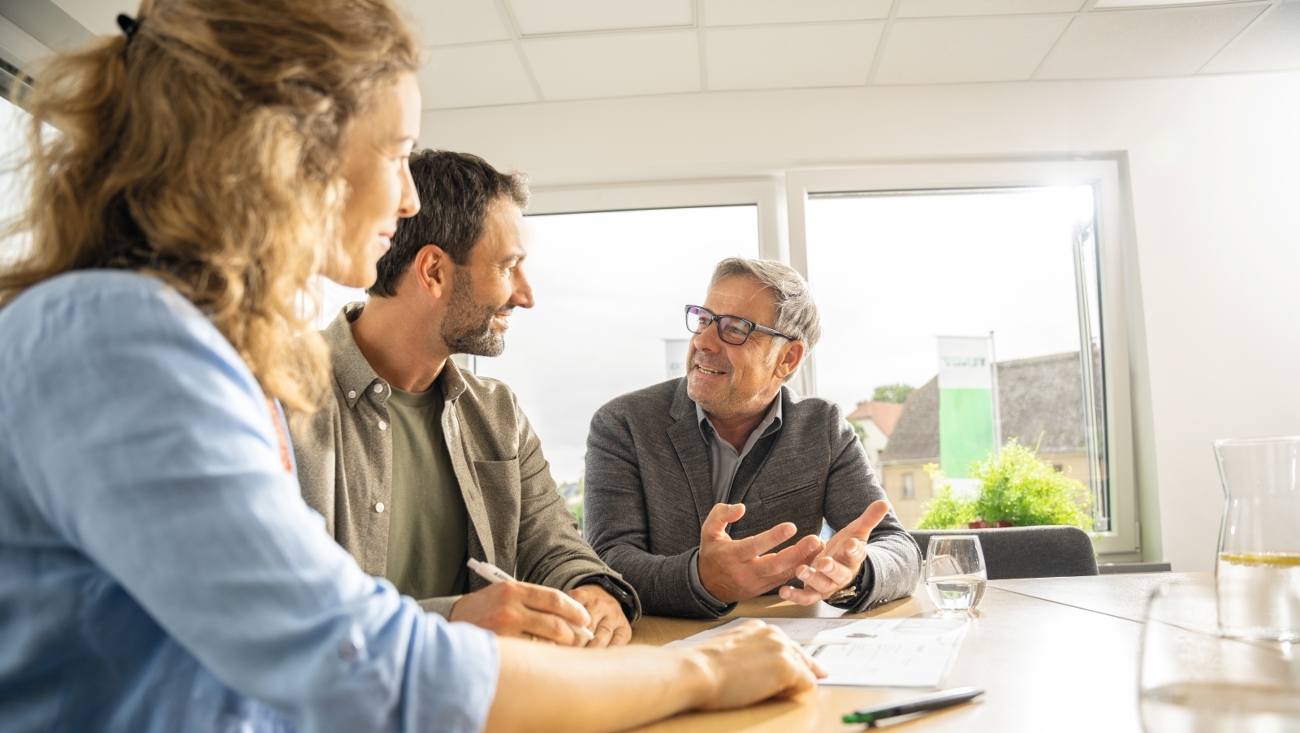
[664,616,967,688]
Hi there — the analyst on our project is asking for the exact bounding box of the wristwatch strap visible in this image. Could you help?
[575,575,638,622]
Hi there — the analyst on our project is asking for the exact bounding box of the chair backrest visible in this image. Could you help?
[909,526,1098,580]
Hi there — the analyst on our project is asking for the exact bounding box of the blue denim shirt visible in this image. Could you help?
[0,271,498,733]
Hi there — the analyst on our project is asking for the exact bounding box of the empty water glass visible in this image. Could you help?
[925,535,987,613]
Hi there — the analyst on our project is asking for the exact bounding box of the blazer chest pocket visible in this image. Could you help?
[761,480,819,504]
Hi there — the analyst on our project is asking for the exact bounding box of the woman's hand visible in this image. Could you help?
[687,620,827,711]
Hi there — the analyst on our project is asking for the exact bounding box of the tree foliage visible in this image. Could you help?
[871,383,915,404]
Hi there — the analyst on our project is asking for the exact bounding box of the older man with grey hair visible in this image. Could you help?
[583,257,921,618]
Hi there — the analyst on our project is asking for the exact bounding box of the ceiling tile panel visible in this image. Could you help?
[898,0,1086,18]
[47,0,122,37]
[875,15,1072,84]
[522,31,700,100]
[1037,4,1267,79]
[398,0,509,46]
[703,0,891,26]
[1201,1,1300,74]
[508,0,693,35]
[418,43,536,109]
[1093,0,1257,8]
[706,23,883,90]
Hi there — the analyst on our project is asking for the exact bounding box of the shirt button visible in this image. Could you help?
[373,384,383,393]
[375,502,385,513]
[347,390,357,399]
[378,420,388,431]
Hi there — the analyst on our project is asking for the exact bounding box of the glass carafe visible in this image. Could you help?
[1214,437,1300,641]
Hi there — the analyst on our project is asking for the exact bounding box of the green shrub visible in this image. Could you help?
[915,464,977,530]
[916,440,1094,530]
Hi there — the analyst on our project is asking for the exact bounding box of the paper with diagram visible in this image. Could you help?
[664,616,968,688]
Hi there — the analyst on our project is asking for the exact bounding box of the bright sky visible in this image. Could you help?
[0,97,33,262]
[476,206,760,485]
[805,186,1097,415]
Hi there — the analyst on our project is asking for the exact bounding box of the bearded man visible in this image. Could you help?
[292,150,639,647]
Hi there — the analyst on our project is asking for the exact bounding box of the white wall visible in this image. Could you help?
[420,71,1300,573]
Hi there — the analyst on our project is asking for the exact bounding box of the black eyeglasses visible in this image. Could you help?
[685,305,796,346]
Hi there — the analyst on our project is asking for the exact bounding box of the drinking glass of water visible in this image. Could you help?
[1140,581,1300,733]
[924,535,987,613]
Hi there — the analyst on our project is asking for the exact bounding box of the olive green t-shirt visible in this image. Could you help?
[384,379,469,600]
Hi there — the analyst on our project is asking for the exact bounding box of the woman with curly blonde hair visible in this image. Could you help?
[0,2,821,732]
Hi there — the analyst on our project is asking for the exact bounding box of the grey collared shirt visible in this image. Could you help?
[687,397,783,611]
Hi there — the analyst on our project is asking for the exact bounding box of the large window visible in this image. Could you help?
[0,92,32,263]
[805,186,1107,531]
[305,160,1141,559]
[476,205,760,496]
[787,160,1140,558]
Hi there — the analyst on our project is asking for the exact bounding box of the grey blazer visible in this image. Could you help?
[584,378,921,618]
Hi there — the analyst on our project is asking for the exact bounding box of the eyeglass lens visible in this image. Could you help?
[685,306,752,345]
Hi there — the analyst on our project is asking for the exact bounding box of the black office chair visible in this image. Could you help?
[909,526,1098,580]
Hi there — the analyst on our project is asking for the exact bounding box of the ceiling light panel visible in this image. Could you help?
[508,0,693,36]
[522,31,700,100]
[398,0,509,46]
[1201,1,1300,74]
[418,43,536,109]
[1037,3,1267,79]
[875,15,1072,84]
[898,0,1087,17]
[703,0,891,26]
[706,23,884,90]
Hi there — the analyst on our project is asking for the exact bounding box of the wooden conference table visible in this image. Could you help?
[626,572,1210,733]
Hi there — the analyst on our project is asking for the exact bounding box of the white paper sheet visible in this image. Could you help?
[664,616,968,688]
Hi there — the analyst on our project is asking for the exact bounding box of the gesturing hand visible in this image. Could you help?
[697,503,824,604]
[567,584,631,648]
[778,499,890,606]
[449,581,592,645]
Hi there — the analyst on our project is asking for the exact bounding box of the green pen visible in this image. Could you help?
[842,687,984,726]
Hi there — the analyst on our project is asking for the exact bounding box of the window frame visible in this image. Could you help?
[784,158,1142,559]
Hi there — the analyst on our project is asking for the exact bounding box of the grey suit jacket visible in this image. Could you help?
[584,378,920,618]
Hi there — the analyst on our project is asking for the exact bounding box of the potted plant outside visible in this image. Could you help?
[916,440,1094,531]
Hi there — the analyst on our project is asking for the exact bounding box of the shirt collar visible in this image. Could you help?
[323,302,468,409]
[695,392,784,443]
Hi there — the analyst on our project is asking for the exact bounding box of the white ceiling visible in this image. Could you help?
[36,0,1300,111]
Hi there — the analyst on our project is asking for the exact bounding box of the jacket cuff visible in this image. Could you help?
[828,555,877,613]
[688,548,732,615]
[418,595,461,619]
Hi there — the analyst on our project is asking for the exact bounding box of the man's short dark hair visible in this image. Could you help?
[369,150,529,297]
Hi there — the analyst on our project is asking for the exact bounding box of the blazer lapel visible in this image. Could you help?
[727,386,789,507]
[666,380,717,525]
[727,431,778,507]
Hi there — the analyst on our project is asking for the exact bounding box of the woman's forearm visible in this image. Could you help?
[482,620,823,733]
[485,639,712,733]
